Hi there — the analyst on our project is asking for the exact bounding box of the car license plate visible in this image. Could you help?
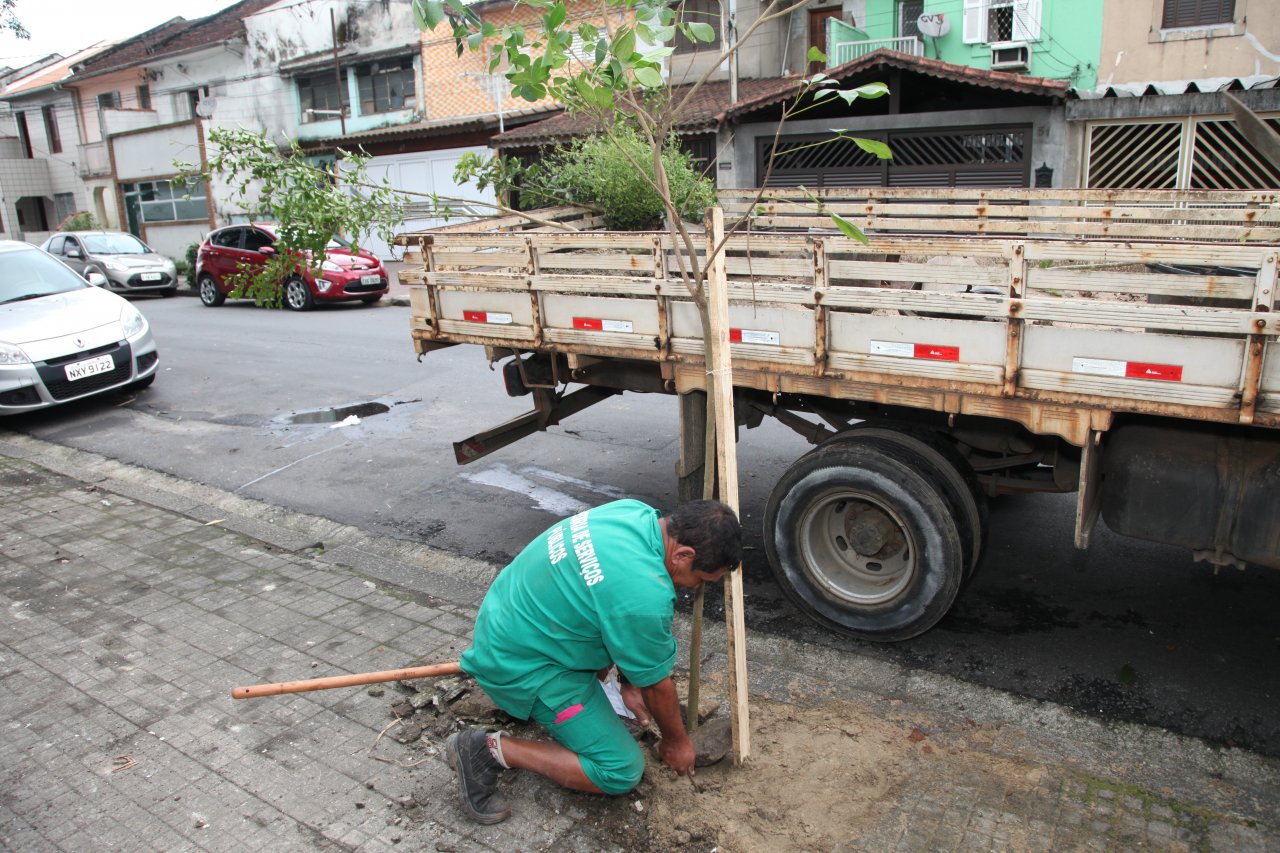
[360,274,381,285]
[65,354,115,382]
[141,272,162,281]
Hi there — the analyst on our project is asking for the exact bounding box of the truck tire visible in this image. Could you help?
[818,425,988,580]
[764,443,965,641]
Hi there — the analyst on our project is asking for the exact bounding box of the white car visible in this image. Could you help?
[0,241,159,415]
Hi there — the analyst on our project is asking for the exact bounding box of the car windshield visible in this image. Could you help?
[83,234,150,254]
[326,235,353,250]
[0,247,90,304]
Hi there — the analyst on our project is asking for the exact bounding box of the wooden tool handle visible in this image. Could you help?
[232,661,463,700]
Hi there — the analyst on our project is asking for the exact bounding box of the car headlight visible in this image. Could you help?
[0,341,32,365]
[321,259,342,272]
[120,304,147,339]
[103,260,128,272]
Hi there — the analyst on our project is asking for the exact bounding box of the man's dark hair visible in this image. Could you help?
[666,499,743,573]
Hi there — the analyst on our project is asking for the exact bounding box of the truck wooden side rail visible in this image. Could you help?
[397,188,1280,641]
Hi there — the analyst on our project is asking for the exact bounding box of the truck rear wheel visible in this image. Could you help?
[764,443,965,641]
[818,425,988,580]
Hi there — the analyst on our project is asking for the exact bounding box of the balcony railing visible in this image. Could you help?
[78,141,110,179]
[829,35,923,66]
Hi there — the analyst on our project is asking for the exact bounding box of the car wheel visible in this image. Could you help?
[285,277,314,311]
[360,294,383,305]
[764,443,965,642]
[199,274,226,307]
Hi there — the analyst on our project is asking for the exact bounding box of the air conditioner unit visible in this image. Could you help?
[990,42,1030,70]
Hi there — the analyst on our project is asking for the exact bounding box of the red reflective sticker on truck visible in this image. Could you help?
[913,344,960,361]
[1124,361,1183,382]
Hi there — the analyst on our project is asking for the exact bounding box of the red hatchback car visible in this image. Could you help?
[195,224,389,311]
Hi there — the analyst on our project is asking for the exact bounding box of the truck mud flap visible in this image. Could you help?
[452,386,620,465]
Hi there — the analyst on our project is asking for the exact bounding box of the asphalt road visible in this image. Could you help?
[6,295,1279,757]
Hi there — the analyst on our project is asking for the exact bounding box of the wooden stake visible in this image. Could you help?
[231,661,462,700]
[705,206,751,762]
[686,585,704,732]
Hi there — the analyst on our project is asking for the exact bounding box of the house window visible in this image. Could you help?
[120,179,208,222]
[898,0,924,38]
[674,0,722,54]
[183,86,210,119]
[54,193,76,224]
[41,106,61,153]
[97,91,121,110]
[987,0,1014,41]
[14,111,31,158]
[298,74,349,122]
[1162,0,1234,28]
[137,85,152,110]
[356,58,415,114]
[962,0,1040,44]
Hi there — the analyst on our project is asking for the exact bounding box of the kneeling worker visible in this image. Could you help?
[445,498,742,823]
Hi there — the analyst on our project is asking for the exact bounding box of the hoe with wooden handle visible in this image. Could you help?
[232,661,463,700]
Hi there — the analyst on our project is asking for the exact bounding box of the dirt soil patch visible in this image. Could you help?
[638,693,1035,853]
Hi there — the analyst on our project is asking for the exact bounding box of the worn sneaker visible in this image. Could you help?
[444,729,511,824]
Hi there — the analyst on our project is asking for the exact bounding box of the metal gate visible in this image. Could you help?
[758,124,1031,188]
[1085,115,1280,189]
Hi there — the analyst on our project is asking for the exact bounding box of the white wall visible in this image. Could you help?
[112,123,203,181]
[348,146,497,259]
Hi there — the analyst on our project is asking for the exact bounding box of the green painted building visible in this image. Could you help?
[827,0,1102,89]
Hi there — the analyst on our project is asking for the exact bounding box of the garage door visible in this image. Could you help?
[347,146,497,259]
[758,124,1031,188]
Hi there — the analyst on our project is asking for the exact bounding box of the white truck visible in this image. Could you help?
[398,187,1280,641]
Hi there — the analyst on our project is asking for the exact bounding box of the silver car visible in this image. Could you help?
[41,231,179,296]
[0,241,159,415]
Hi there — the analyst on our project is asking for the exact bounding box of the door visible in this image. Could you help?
[203,228,244,286]
[809,7,842,72]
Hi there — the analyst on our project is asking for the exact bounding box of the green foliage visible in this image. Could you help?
[185,242,200,287]
[455,132,716,231]
[2,0,28,39]
[175,128,407,309]
[58,211,99,231]
[537,128,716,230]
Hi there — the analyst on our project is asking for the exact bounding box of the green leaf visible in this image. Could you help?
[852,137,893,159]
[1117,664,1136,685]
[830,213,869,244]
[415,0,446,30]
[612,27,636,61]
[806,46,827,63]
[687,21,715,42]
[548,1,566,29]
[635,66,663,87]
[851,81,889,99]
[644,45,675,59]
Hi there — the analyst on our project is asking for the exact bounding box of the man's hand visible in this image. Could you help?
[658,732,696,776]
[619,682,652,728]
[638,675,695,775]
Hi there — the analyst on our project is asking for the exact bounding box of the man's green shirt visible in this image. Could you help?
[461,499,677,719]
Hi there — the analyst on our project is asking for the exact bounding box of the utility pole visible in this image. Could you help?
[331,9,347,137]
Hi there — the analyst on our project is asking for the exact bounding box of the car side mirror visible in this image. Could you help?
[67,247,83,259]
[86,272,108,287]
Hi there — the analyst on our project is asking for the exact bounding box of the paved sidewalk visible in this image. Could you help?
[1,433,1278,852]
